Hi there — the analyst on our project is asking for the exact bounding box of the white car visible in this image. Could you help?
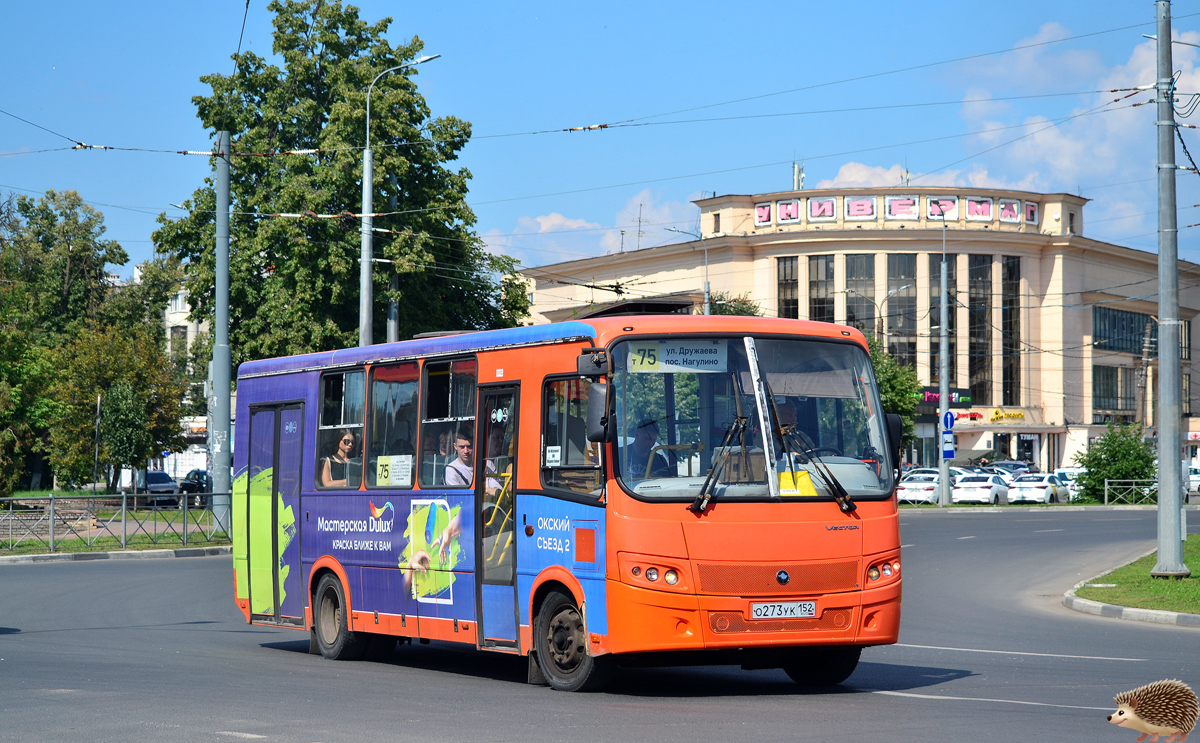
[1189,466,1200,492]
[897,475,940,504]
[1008,473,1067,504]
[904,468,940,480]
[1053,467,1085,500]
[952,475,1009,505]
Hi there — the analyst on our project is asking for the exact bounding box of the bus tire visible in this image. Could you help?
[534,590,612,692]
[313,573,365,661]
[783,645,861,687]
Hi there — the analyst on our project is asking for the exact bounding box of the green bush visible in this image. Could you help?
[1071,422,1156,502]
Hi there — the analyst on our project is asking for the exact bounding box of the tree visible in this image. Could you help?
[866,335,921,446]
[47,324,186,486]
[705,291,762,316]
[154,0,528,369]
[12,190,128,344]
[1072,422,1156,502]
[101,381,154,491]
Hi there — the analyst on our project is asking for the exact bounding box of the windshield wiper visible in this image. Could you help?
[764,381,857,514]
[690,371,748,514]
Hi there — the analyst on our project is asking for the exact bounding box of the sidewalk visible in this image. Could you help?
[0,545,231,566]
[1061,548,1200,629]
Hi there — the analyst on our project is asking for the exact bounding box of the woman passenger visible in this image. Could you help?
[322,429,358,487]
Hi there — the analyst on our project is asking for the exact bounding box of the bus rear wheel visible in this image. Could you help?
[535,590,612,692]
[782,645,862,687]
[313,574,365,661]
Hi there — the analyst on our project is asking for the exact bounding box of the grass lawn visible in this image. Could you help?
[0,533,231,556]
[1074,534,1200,615]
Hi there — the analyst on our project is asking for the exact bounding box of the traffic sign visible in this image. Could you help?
[942,411,955,431]
[941,431,955,460]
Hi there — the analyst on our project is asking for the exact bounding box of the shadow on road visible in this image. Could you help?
[0,627,20,635]
[260,639,973,696]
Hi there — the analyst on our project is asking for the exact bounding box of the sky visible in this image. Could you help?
[5,1,1200,280]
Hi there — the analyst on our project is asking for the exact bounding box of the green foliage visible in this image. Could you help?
[706,291,762,316]
[12,190,128,344]
[1071,422,1156,501]
[154,0,527,368]
[101,381,154,473]
[866,335,920,445]
[47,324,187,485]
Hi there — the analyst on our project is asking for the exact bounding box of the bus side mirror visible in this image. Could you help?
[587,382,611,443]
[886,414,903,460]
[577,350,607,378]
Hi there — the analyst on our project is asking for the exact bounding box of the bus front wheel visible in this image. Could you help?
[313,574,366,661]
[783,645,862,687]
[535,590,612,692]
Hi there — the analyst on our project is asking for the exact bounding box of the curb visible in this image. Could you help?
[901,504,1200,514]
[0,545,231,566]
[1062,550,1200,629]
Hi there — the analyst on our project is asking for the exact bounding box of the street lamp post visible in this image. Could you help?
[930,207,951,507]
[840,285,910,340]
[666,227,709,314]
[360,54,440,347]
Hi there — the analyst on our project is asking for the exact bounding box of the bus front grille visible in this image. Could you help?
[708,610,849,634]
[695,559,859,595]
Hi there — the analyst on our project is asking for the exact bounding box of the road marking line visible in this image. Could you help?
[957,536,975,540]
[901,544,915,548]
[871,690,1112,710]
[893,643,1145,662]
[215,734,267,740]
[1036,529,1064,533]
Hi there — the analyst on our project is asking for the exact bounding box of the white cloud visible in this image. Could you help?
[598,189,697,254]
[532,213,600,233]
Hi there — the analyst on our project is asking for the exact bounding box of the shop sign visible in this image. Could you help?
[750,194,1041,227]
[1019,434,1039,441]
[989,408,1026,423]
[916,387,972,409]
[956,411,984,421]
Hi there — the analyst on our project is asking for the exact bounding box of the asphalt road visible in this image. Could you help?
[0,509,1196,743]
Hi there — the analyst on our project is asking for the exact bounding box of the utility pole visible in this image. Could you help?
[938,218,951,506]
[1153,0,1189,577]
[93,392,102,496]
[212,131,233,535]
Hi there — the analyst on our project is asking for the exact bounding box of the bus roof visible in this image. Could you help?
[237,315,867,378]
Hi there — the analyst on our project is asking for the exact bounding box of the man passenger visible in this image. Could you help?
[444,427,474,487]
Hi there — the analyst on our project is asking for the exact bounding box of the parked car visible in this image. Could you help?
[988,462,1029,484]
[1189,466,1200,492]
[179,469,211,506]
[904,468,940,480]
[1007,473,1067,504]
[897,475,940,504]
[143,470,180,506]
[1053,467,1085,499]
[952,474,1009,505]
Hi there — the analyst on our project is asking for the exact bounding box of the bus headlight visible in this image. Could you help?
[867,566,880,581]
[645,567,659,582]
[664,570,678,585]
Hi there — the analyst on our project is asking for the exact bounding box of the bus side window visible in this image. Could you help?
[317,370,365,489]
[367,362,419,488]
[419,358,477,488]
[542,377,603,496]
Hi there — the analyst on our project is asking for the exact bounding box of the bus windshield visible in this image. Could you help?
[611,336,894,501]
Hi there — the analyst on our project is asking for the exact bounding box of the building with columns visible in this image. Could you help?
[522,186,1200,470]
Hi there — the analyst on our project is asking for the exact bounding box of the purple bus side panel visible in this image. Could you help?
[516,494,607,635]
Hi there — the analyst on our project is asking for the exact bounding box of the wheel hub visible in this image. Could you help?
[546,606,585,673]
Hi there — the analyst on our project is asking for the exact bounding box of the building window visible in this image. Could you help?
[809,255,834,323]
[1002,256,1021,406]
[777,257,798,319]
[1186,373,1193,416]
[1093,365,1135,422]
[968,255,992,406]
[713,212,721,234]
[887,254,917,367]
[1068,212,1076,234]
[1092,308,1189,359]
[845,254,875,334]
[929,253,957,386]
[169,325,188,363]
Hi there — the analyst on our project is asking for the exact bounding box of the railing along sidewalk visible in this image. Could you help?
[0,493,232,553]
[1103,479,1158,505]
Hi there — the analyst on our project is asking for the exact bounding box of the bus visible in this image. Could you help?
[231,314,903,691]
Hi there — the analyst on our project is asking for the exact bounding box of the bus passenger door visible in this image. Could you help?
[246,405,304,625]
[476,388,519,649]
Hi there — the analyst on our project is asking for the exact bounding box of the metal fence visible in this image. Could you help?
[1103,479,1158,505]
[0,493,231,553]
